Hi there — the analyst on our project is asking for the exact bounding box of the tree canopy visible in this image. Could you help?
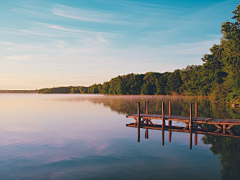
[38,4,240,103]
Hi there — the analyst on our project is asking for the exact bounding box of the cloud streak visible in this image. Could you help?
[52,4,115,23]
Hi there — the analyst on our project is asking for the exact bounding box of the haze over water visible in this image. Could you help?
[0,94,239,180]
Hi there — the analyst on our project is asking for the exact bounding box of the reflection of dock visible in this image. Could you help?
[126,101,240,148]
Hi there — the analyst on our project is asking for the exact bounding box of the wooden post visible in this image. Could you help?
[145,101,149,139]
[162,102,165,146]
[137,102,141,127]
[137,102,140,142]
[168,101,172,142]
[195,133,197,145]
[189,103,193,149]
[195,102,197,118]
[169,101,172,126]
[162,102,165,127]
[190,103,192,127]
[145,101,149,114]
[169,101,171,115]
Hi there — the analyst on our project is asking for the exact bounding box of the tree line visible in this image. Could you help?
[38,4,240,103]
[0,90,37,93]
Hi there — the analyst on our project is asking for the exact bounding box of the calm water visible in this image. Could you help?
[0,94,239,180]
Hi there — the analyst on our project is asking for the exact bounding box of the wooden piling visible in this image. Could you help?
[162,102,165,146]
[146,101,149,114]
[169,101,171,116]
[162,102,165,127]
[169,101,172,126]
[195,102,197,118]
[137,102,140,127]
[145,101,149,139]
[190,103,192,127]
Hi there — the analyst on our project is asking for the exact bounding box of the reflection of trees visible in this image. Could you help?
[59,95,240,131]
[80,96,240,119]
[203,135,240,180]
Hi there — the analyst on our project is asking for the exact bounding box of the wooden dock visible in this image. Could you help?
[126,101,240,139]
[126,114,240,131]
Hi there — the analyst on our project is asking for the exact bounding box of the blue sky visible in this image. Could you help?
[0,0,239,89]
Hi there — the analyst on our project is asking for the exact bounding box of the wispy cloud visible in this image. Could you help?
[52,4,114,23]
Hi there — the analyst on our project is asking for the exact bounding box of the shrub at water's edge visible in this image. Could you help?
[38,4,240,103]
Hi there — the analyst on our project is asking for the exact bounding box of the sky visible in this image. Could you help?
[0,0,239,89]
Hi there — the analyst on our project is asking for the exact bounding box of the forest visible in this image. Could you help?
[38,4,240,103]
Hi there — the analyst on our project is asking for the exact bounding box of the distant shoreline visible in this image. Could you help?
[0,90,37,93]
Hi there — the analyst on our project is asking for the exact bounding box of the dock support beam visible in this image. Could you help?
[169,101,172,142]
[195,102,197,118]
[194,102,198,145]
[190,103,192,127]
[190,103,192,149]
[146,101,149,114]
[162,102,165,127]
[137,102,141,127]
[145,101,149,139]
[169,101,172,126]
[162,102,165,146]
[137,102,140,142]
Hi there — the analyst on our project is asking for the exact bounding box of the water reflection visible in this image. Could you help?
[0,94,239,180]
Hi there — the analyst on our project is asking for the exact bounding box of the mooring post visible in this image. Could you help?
[195,102,197,118]
[169,101,172,126]
[137,102,140,142]
[146,101,149,115]
[145,101,149,125]
[189,103,193,149]
[145,101,149,139]
[162,102,165,127]
[137,102,141,127]
[190,103,192,127]
[162,102,165,146]
[194,102,197,145]
[169,101,172,142]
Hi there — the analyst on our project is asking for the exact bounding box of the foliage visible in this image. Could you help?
[37,4,240,103]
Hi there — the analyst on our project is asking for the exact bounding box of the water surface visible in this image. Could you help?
[0,94,239,180]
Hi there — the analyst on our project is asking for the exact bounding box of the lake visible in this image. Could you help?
[0,94,239,180]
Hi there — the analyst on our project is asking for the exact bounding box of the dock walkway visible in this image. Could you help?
[126,101,240,134]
